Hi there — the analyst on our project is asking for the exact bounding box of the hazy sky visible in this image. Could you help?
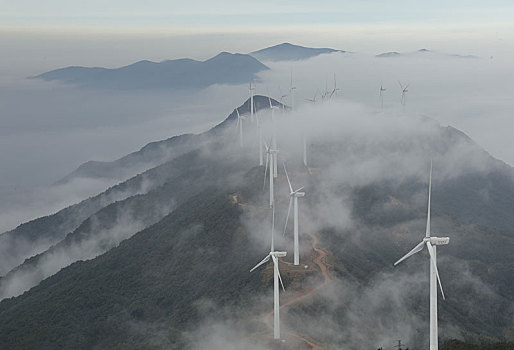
[1,0,514,62]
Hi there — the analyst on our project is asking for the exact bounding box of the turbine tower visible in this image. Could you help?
[258,115,264,166]
[235,108,245,147]
[264,142,279,208]
[302,136,308,168]
[393,162,449,350]
[283,163,305,265]
[249,81,255,123]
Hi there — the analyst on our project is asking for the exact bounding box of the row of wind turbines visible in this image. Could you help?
[236,81,447,350]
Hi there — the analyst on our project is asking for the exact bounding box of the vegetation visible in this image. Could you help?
[441,340,514,350]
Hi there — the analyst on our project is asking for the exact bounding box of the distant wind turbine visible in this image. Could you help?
[283,163,305,265]
[379,84,386,109]
[393,161,450,350]
[329,73,340,99]
[290,70,296,110]
[399,81,409,107]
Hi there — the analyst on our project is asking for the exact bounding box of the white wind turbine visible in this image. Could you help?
[264,142,279,207]
[380,84,386,109]
[250,204,287,340]
[329,73,340,99]
[399,81,409,107]
[283,163,305,265]
[290,71,296,110]
[393,162,450,350]
[251,251,287,340]
[235,108,245,148]
[269,97,280,178]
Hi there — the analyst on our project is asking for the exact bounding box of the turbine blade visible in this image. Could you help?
[268,97,272,109]
[283,163,293,193]
[394,241,425,266]
[426,161,432,237]
[250,254,270,272]
[283,197,293,236]
[236,108,240,118]
[263,155,269,190]
[271,255,286,292]
[425,242,446,300]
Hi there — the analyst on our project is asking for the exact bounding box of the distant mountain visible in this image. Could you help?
[32,52,269,90]
[376,49,478,59]
[376,51,401,58]
[251,42,345,61]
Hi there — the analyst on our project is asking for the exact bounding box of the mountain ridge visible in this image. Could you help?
[32,53,269,90]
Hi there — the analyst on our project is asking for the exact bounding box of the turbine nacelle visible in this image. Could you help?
[425,237,450,245]
[271,251,287,258]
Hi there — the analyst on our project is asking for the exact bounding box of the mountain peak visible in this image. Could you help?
[251,42,345,62]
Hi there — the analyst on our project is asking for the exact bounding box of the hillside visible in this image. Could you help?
[0,101,513,349]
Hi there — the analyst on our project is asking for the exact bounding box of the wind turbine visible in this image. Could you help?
[264,142,279,207]
[290,70,296,110]
[235,108,245,148]
[399,81,409,107]
[393,162,450,350]
[251,204,287,340]
[269,97,280,178]
[380,84,386,109]
[283,163,305,265]
[250,206,287,340]
[329,73,340,99]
